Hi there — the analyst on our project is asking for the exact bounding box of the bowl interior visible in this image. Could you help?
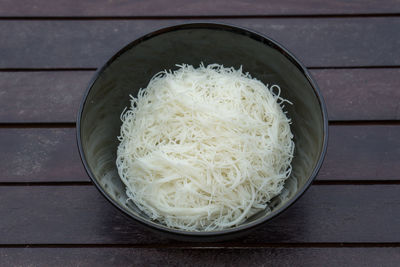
[78,24,327,235]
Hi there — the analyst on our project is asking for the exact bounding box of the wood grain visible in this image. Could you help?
[318,125,400,180]
[0,0,398,263]
[1,247,399,267]
[1,0,399,17]
[312,68,400,121]
[0,125,399,182]
[0,185,399,244]
[0,71,90,123]
[0,128,87,182]
[1,69,400,123]
[1,18,399,69]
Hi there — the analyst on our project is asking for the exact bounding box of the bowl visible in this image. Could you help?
[77,23,328,240]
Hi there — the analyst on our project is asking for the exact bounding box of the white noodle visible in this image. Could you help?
[116,64,294,231]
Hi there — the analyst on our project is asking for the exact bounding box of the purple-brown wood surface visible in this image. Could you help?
[0,0,399,266]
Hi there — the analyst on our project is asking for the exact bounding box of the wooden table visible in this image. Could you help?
[1,1,400,266]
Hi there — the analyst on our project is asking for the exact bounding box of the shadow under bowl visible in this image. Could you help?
[77,23,328,241]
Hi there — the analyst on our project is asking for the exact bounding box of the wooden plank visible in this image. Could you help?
[1,69,400,123]
[1,247,399,267]
[0,128,87,182]
[0,71,90,123]
[0,185,399,244]
[1,18,399,69]
[0,125,399,182]
[312,68,400,121]
[1,0,399,17]
[318,125,400,180]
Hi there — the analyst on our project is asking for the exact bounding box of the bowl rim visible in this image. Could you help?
[76,22,329,237]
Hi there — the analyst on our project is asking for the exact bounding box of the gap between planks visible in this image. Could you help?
[0,243,399,249]
[0,14,400,20]
[1,66,400,72]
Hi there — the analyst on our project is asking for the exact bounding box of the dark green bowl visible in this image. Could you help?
[77,23,328,240]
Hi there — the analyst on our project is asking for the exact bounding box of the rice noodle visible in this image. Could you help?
[116,64,294,231]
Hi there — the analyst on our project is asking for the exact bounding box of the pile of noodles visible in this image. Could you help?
[116,64,294,231]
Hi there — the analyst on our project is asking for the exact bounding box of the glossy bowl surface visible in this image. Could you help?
[77,23,328,239]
